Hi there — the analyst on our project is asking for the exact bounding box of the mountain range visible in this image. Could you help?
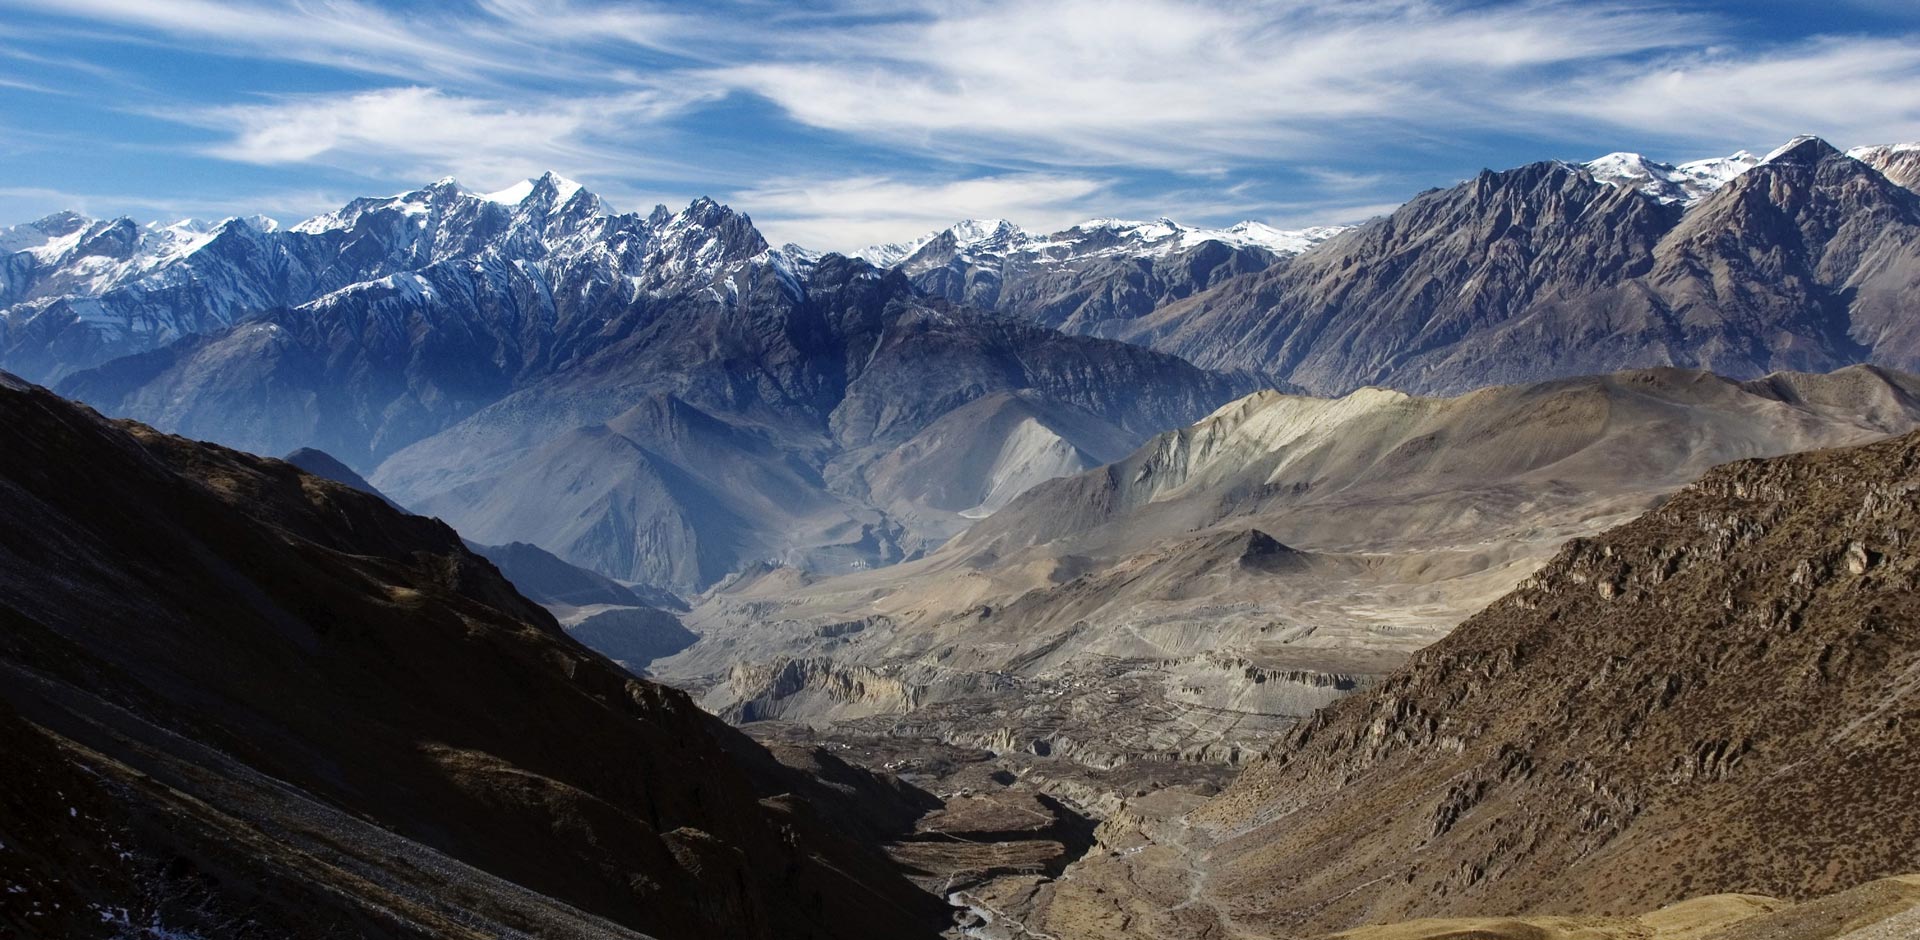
[7,134,1920,597]
[32,181,1254,592]
[1080,136,1920,393]
[6,130,1920,940]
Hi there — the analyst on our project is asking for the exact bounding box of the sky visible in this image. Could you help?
[0,0,1917,253]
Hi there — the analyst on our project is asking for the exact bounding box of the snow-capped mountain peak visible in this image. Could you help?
[1848,141,1920,193]
[1849,141,1920,160]
[849,236,933,268]
[1762,134,1836,164]
[947,218,1023,243]
[482,171,586,209]
[851,219,1028,267]
[1582,149,1760,205]
[855,215,1344,270]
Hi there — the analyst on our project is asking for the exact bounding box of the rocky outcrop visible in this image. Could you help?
[720,657,926,721]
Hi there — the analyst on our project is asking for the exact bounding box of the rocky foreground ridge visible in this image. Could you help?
[1007,425,1920,939]
[0,372,944,940]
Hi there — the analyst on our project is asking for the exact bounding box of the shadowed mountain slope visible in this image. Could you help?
[0,373,942,940]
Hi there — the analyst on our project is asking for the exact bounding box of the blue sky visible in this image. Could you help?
[1,0,1917,252]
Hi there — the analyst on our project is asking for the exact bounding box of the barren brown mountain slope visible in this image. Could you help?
[1327,874,1920,940]
[1035,425,1920,939]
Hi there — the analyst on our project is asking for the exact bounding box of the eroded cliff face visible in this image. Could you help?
[719,656,930,721]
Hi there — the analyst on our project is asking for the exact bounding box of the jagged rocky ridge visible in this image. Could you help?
[1,174,774,384]
[0,372,944,940]
[867,217,1341,342]
[1072,136,1920,394]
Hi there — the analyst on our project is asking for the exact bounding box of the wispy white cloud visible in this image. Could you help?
[708,0,1714,169]
[1532,37,1920,148]
[0,183,348,225]
[5,0,1920,248]
[0,0,720,86]
[188,85,719,190]
[2,0,518,81]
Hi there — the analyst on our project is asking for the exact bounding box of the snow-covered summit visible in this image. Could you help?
[3,176,786,380]
[1585,136,1920,204]
[0,211,285,304]
[1582,149,1760,205]
[1762,134,1832,164]
[482,172,586,209]
[1847,142,1920,192]
[856,215,1345,269]
[1849,141,1920,159]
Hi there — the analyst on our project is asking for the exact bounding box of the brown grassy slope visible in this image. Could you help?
[1191,428,1920,934]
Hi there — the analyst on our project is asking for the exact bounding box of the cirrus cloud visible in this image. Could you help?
[4,0,1920,248]
[190,85,719,189]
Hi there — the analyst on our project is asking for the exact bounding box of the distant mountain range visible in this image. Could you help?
[7,135,1920,593]
[19,178,1253,592]
[1071,136,1920,393]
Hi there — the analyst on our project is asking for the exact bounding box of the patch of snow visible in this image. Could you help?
[1849,141,1920,160]
[546,174,584,206]
[482,179,538,205]
[859,215,1342,269]
[1764,134,1825,163]
[1583,148,1759,205]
